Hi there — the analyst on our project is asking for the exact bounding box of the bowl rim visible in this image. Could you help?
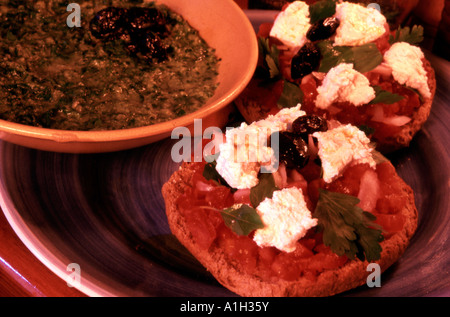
[0,0,258,146]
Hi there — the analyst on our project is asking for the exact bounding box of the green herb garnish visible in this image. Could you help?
[315,188,384,262]
[203,153,234,190]
[317,40,383,73]
[221,204,265,236]
[389,25,424,45]
[358,125,375,137]
[250,173,279,208]
[277,79,304,109]
[369,85,405,105]
[201,162,272,236]
[309,0,337,24]
[257,36,281,81]
[257,37,303,110]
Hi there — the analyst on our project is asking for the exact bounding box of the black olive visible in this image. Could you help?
[134,33,170,62]
[89,7,128,40]
[306,17,340,42]
[90,6,173,64]
[124,42,138,55]
[292,115,328,140]
[290,42,321,80]
[126,7,169,37]
[278,131,309,170]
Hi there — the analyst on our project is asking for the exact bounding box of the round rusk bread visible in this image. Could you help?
[162,161,418,297]
[376,59,436,153]
[235,58,436,154]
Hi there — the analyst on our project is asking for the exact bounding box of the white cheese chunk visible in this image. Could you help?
[313,124,376,183]
[216,105,306,189]
[216,123,274,189]
[383,42,431,99]
[334,2,387,46]
[253,187,317,252]
[315,63,375,109]
[253,104,306,131]
[269,1,310,48]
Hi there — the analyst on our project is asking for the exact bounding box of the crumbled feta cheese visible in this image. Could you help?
[315,63,375,109]
[269,1,310,48]
[253,187,317,252]
[334,2,387,46]
[383,42,431,99]
[313,124,376,183]
[216,105,306,189]
[216,123,275,189]
[254,104,306,131]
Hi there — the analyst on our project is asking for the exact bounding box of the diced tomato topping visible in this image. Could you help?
[307,178,325,209]
[306,244,348,274]
[376,161,397,179]
[177,188,206,211]
[284,168,309,199]
[233,188,252,206]
[357,168,381,213]
[374,23,391,54]
[182,207,222,250]
[271,242,314,281]
[271,255,303,281]
[256,246,279,280]
[297,67,422,147]
[375,162,408,215]
[179,158,406,281]
[299,79,319,113]
[299,238,316,251]
[204,186,234,210]
[257,22,273,38]
[371,122,403,144]
[241,78,283,115]
[258,246,279,265]
[216,224,258,274]
[372,213,406,237]
[326,164,371,197]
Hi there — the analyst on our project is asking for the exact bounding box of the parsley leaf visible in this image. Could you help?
[369,85,405,105]
[257,36,281,81]
[201,157,267,235]
[389,25,424,45]
[404,86,424,102]
[315,188,384,262]
[317,40,383,73]
[221,204,264,236]
[277,79,303,109]
[203,154,235,191]
[358,124,375,137]
[250,173,279,208]
[370,144,389,164]
[309,0,337,24]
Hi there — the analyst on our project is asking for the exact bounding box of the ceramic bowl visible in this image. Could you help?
[0,0,258,153]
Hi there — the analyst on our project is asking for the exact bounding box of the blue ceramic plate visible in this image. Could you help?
[0,11,449,297]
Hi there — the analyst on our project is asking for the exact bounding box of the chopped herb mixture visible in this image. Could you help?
[0,0,219,130]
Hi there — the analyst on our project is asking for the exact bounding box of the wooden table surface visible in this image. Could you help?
[0,211,85,297]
